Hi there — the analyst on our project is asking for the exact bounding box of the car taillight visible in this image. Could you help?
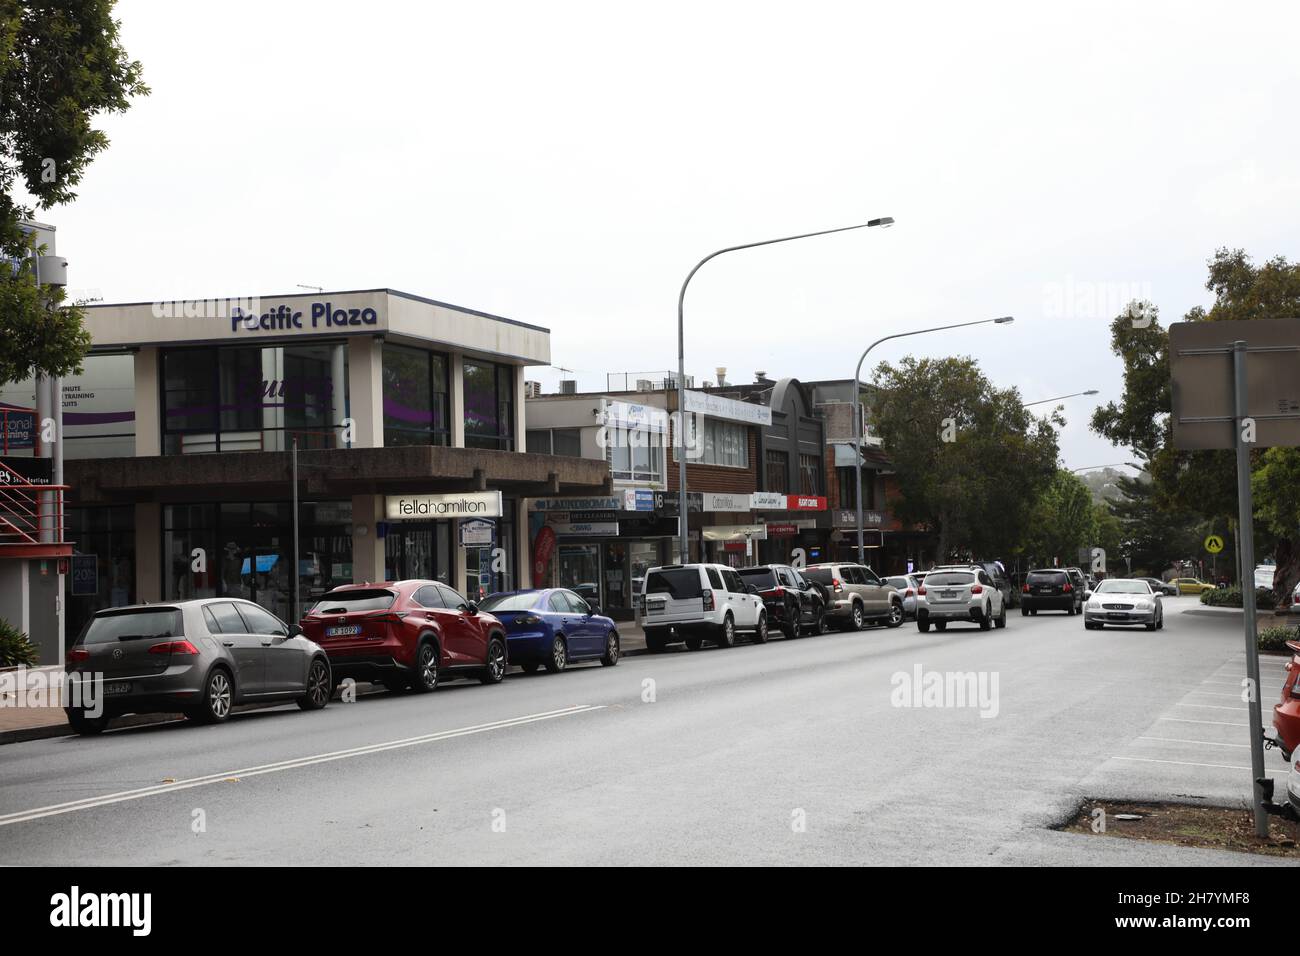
[971,584,983,594]
[366,611,409,624]
[702,589,715,611]
[1063,583,1073,592]
[515,614,541,626]
[67,647,89,663]
[833,578,843,592]
[917,586,926,596]
[149,640,199,655]
[772,586,784,597]
[1022,584,1030,593]
[905,589,914,597]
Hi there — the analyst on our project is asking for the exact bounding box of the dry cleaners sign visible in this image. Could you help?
[386,491,503,519]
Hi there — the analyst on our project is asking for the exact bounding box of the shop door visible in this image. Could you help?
[557,545,601,606]
[385,522,452,584]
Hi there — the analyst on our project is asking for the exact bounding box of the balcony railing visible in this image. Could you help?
[0,461,68,556]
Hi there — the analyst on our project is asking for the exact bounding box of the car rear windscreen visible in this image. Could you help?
[803,568,834,585]
[645,569,703,599]
[80,608,184,645]
[925,572,974,586]
[1026,571,1068,584]
[886,577,910,588]
[479,593,541,612]
[311,589,396,614]
[736,568,777,588]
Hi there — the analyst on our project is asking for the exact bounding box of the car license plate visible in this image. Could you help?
[646,604,662,614]
[103,681,132,696]
[940,590,956,598]
[1107,612,1129,619]
[326,625,362,637]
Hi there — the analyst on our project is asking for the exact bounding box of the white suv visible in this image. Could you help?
[916,567,1006,632]
[641,564,768,652]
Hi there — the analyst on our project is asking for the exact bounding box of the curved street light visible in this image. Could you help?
[1023,389,1099,408]
[675,217,894,563]
[852,316,1015,563]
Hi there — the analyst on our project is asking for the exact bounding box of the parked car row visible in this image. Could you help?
[63,581,620,735]
[640,561,905,651]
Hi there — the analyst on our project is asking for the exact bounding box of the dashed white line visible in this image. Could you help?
[1159,717,1248,727]
[1137,736,1248,748]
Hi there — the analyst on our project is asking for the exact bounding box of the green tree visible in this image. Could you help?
[1091,250,1300,598]
[1022,469,1096,566]
[869,355,1060,561]
[0,0,147,384]
[1104,469,1205,577]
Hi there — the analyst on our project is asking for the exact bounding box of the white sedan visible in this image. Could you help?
[1083,578,1164,631]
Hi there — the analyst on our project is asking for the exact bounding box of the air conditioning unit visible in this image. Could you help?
[524,380,542,398]
[636,379,654,391]
[559,380,577,395]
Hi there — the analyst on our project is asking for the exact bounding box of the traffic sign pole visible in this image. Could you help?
[1231,341,1269,838]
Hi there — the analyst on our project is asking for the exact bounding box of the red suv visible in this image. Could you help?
[299,581,508,692]
[1273,639,1300,761]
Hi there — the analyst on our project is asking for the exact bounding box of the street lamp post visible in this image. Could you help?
[675,217,894,564]
[1022,389,1099,408]
[852,316,1015,563]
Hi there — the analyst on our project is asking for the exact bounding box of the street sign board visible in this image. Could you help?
[1169,318,1300,450]
[1204,534,1224,554]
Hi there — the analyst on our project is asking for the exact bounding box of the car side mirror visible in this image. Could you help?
[465,602,479,615]
[1083,590,1092,600]
[746,584,759,595]
[288,623,304,637]
[588,605,600,616]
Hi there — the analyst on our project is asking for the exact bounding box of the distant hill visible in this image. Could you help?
[1077,467,1131,505]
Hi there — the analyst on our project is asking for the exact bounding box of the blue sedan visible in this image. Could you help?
[479,588,620,673]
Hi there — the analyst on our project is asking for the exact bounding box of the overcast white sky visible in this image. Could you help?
[40,0,1300,470]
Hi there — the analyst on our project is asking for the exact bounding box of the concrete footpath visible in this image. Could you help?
[0,623,657,745]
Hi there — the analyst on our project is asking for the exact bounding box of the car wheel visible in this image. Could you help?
[885,601,904,628]
[1145,621,1157,631]
[1156,612,1164,631]
[850,602,865,631]
[781,604,798,639]
[67,710,109,736]
[995,603,1007,629]
[545,635,569,673]
[520,661,541,674]
[480,636,507,684]
[1030,609,1038,616]
[752,613,769,644]
[601,630,620,666]
[1020,606,1029,616]
[645,628,667,654]
[685,635,703,651]
[410,641,439,693]
[935,620,947,632]
[979,605,992,631]
[716,614,736,648]
[918,619,931,633]
[811,604,828,635]
[190,667,233,724]
[297,657,331,711]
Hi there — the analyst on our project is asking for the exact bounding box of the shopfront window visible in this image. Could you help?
[383,344,450,446]
[163,500,352,621]
[385,521,452,583]
[162,343,348,454]
[463,360,514,450]
[65,505,136,639]
[462,504,516,599]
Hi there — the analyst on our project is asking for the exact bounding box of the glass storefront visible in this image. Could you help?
[66,505,136,639]
[385,521,452,584]
[462,505,516,600]
[463,359,514,450]
[382,343,450,446]
[161,343,348,454]
[162,500,353,622]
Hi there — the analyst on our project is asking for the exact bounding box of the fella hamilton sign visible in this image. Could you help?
[386,491,503,519]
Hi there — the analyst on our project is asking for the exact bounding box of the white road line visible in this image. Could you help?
[0,704,604,828]
[1174,703,1245,711]
[1159,717,1248,727]
[1112,755,1288,775]
[1137,736,1249,748]
[1185,691,1251,699]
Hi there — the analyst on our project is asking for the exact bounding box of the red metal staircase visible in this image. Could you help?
[0,461,70,559]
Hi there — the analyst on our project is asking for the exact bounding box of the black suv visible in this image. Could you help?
[1020,568,1083,615]
[735,564,827,638]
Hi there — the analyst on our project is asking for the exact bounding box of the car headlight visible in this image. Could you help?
[1135,600,1153,610]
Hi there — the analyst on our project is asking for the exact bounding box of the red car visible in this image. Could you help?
[299,580,507,692]
[1273,639,1300,760]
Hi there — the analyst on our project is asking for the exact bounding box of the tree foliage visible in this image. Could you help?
[0,0,146,384]
[1090,248,1300,597]
[1022,469,1095,567]
[869,355,1060,560]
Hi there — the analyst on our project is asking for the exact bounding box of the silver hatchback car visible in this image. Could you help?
[64,599,333,735]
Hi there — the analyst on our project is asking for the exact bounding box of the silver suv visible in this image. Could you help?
[916,568,1007,631]
[803,563,904,630]
[641,564,769,652]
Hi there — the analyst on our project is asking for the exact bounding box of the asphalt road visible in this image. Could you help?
[0,596,1290,865]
